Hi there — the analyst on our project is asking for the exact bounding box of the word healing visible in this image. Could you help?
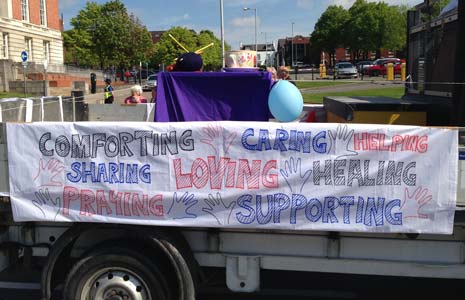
[236,193,402,226]
[38,130,194,158]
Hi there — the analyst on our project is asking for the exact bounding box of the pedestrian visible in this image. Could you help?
[103,78,114,104]
[124,85,147,104]
[277,66,296,85]
[267,67,277,81]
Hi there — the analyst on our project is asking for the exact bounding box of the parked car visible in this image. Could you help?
[335,62,358,79]
[142,74,157,91]
[355,60,374,72]
[365,58,403,76]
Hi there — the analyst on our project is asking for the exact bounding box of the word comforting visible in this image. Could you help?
[62,186,164,217]
[236,194,402,226]
[38,130,194,158]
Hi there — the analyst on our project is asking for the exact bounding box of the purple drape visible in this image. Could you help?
[155,71,273,122]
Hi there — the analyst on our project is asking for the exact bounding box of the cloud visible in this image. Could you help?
[60,0,79,9]
[159,13,191,26]
[229,16,260,27]
[329,0,421,8]
[297,0,315,9]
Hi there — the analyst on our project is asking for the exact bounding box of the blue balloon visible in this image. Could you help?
[268,80,303,122]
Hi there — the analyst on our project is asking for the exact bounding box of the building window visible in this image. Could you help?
[1,33,9,59]
[25,37,33,61]
[43,41,50,62]
[39,0,47,26]
[21,0,29,21]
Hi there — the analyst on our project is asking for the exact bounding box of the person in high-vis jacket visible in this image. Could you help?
[104,78,114,104]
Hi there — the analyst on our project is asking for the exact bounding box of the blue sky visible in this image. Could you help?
[60,0,421,50]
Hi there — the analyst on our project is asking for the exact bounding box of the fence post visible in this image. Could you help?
[72,96,76,122]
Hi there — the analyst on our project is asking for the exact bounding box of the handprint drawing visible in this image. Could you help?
[33,188,61,220]
[400,186,433,220]
[33,158,65,187]
[202,192,236,225]
[279,157,312,193]
[200,124,237,155]
[327,125,358,160]
[167,192,198,219]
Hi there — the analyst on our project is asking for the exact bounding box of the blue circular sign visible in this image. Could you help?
[21,51,28,62]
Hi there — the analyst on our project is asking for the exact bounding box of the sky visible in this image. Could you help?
[60,0,422,50]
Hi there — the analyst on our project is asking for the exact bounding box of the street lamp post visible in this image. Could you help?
[243,7,257,67]
[261,32,267,67]
[291,22,294,68]
[220,0,225,68]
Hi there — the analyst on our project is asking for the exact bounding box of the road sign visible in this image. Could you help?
[21,51,28,62]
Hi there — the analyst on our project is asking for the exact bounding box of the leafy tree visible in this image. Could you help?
[346,0,379,60]
[311,5,350,66]
[152,27,230,71]
[63,0,153,69]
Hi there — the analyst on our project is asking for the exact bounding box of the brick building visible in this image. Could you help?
[0,0,63,64]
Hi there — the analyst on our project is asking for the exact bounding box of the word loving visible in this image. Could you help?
[173,156,278,190]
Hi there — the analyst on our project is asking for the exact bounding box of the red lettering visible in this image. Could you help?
[390,135,404,152]
[192,158,208,188]
[173,158,192,189]
[208,156,229,189]
[262,160,278,188]
[96,189,112,215]
[62,186,79,216]
[237,159,261,189]
[417,136,428,153]
[225,161,236,188]
[123,192,131,216]
[149,194,164,216]
[80,189,95,216]
[109,190,123,215]
[132,194,149,216]
[353,133,367,151]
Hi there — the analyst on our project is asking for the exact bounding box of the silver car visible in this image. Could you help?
[142,74,157,91]
[335,62,358,79]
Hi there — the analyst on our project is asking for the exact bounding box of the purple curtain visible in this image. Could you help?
[155,71,273,122]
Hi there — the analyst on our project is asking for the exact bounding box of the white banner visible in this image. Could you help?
[6,122,458,234]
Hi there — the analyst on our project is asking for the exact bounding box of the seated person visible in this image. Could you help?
[124,85,147,104]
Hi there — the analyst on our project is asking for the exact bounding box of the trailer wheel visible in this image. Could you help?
[372,70,380,76]
[63,247,171,300]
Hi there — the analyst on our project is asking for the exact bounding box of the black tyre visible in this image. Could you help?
[63,247,171,300]
[372,70,380,76]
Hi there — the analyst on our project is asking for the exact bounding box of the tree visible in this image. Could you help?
[311,5,350,66]
[346,0,379,60]
[152,27,229,71]
[63,0,153,69]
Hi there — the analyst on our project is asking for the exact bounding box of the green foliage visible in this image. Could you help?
[311,0,410,60]
[152,27,230,71]
[311,5,350,62]
[63,0,153,69]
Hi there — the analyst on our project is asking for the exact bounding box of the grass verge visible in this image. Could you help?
[0,92,33,98]
[295,81,351,89]
[302,87,404,104]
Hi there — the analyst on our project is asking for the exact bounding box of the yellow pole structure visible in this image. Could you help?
[320,64,326,79]
[168,34,190,53]
[401,62,406,81]
[386,63,394,81]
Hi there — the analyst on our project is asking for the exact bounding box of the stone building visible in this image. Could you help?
[0,0,64,92]
[0,0,63,64]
